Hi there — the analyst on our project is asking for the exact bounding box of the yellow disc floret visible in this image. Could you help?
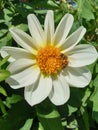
[36,45,68,75]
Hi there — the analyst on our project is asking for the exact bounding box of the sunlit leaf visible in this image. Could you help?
[38,123,44,130]
[0,86,7,96]
[0,55,10,67]
[77,0,94,20]
[19,118,33,130]
[0,29,8,37]
[0,70,10,82]
[5,94,23,108]
[36,100,64,130]
[0,98,7,115]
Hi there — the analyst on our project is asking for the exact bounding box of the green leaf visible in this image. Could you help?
[82,87,91,107]
[0,29,8,37]
[15,3,32,18]
[5,94,23,108]
[88,62,96,74]
[54,11,63,23]
[0,69,10,82]
[3,8,13,22]
[0,32,12,47]
[68,88,84,107]
[92,111,98,124]
[77,0,94,20]
[0,98,7,115]
[19,119,33,130]
[90,75,98,123]
[80,107,90,130]
[17,23,28,32]
[81,6,94,20]
[47,0,58,7]
[36,100,64,130]
[0,0,4,9]
[0,55,10,67]
[0,86,7,96]
[67,119,78,129]
[95,63,98,73]
[0,100,35,130]
[68,105,77,116]
[93,75,98,87]
[34,10,47,14]
[38,123,44,130]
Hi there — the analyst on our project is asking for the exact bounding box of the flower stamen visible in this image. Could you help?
[36,46,68,75]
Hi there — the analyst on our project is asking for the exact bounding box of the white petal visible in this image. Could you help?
[68,44,98,67]
[44,10,54,44]
[63,67,92,88]
[7,58,36,75]
[1,46,34,62]
[10,27,37,54]
[53,13,74,46]
[61,26,86,52]
[6,77,25,89]
[27,14,45,46]
[10,66,40,86]
[49,74,70,105]
[24,75,52,106]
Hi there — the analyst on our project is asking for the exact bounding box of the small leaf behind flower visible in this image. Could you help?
[0,70,10,82]
[0,55,10,67]
[0,86,7,96]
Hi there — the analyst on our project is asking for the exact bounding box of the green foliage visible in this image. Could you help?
[0,70,10,82]
[0,100,35,130]
[0,86,7,96]
[90,74,98,123]
[77,0,95,21]
[0,56,10,81]
[5,94,23,108]
[36,100,64,130]
[0,0,98,130]
[19,119,33,130]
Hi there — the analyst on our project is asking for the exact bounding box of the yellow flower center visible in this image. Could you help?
[36,45,68,75]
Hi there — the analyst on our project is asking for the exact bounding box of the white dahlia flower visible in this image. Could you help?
[1,10,98,106]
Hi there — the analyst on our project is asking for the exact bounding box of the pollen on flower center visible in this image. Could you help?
[36,45,68,75]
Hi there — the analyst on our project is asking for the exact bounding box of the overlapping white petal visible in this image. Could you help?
[53,13,74,46]
[68,44,98,67]
[44,10,54,44]
[63,67,92,87]
[1,46,34,62]
[10,27,37,54]
[27,14,45,46]
[25,75,52,106]
[49,74,70,105]
[9,66,40,87]
[6,77,25,89]
[61,26,86,52]
[7,58,36,75]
